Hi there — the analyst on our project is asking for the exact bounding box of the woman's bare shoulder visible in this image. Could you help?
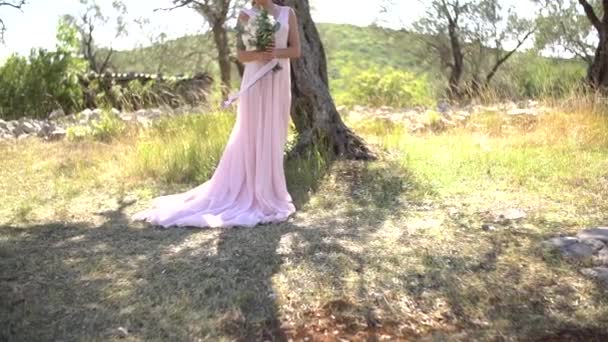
[284,5,295,16]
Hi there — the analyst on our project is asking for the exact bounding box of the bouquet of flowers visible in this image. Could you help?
[236,8,282,71]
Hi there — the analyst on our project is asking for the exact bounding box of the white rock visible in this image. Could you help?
[20,121,36,134]
[49,109,66,119]
[504,101,518,110]
[119,114,135,122]
[561,242,595,261]
[149,108,162,116]
[452,115,468,122]
[542,237,578,249]
[136,116,152,128]
[593,248,608,266]
[49,128,67,140]
[440,117,456,127]
[507,108,538,116]
[581,267,608,286]
[578,228,608,243]
[116,327,129,338]
[580,239,606,253]
[353,105,365,113]
[12,125,24,136]
[497,208,527,221]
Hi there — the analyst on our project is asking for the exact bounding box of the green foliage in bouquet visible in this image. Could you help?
[254,9,280,51]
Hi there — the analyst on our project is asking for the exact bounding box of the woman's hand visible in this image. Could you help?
[258,40,276,62]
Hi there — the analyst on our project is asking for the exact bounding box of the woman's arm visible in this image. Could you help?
[236,12,274,63]
[272,8,301,59]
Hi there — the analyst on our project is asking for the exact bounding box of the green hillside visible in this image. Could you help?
[108,23,586,103]
[109,24,424,74]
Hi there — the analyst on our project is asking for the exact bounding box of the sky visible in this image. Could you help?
[0,0,538,62]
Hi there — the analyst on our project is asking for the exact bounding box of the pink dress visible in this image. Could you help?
[131,5,296,228]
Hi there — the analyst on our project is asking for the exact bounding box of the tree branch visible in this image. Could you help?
[578,0,601,31]
[99,47,114,74]
[486,26,537,84]
[0,0,26,10]
[559,20,594,64]
[153,0,204,13]
[0,0,26,43]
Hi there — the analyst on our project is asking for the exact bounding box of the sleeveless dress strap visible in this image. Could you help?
[241,8,257,18]
[280,5,288,23]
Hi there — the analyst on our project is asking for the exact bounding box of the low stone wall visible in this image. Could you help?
[0,107,195,141]
[79,71,214,110]
[0,100,553,142]
[341,100,551,133]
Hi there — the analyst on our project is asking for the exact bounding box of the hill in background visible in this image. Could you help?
[107,23,586,103]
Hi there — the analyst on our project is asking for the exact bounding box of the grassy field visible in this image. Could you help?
[1,103,608,340]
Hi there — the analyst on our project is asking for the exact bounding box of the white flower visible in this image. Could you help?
[243,20,258,51]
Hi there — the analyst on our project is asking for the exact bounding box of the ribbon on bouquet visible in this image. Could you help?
[222,59,280,108]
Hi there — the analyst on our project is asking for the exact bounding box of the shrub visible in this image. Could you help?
[0,18,86,120]
[0,50,85,120]
[66,110,126,142]
[510,54,586,99]
[336,67,434,108]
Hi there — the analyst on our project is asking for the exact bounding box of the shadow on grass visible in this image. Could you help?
[1,149,429,340]
[0,195,288,340]
[408,226,608,341]
[3,151,607,340]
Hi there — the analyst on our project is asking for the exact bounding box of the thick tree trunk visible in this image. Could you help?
[212,23,232,98]
[578,1,608,89]
[274,0,375,160]
[588,31,608,88]
[447,19,464,99]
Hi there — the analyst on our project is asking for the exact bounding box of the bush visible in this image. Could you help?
[0,50,86,120]
[508,53,586,99]
[66,110,126,142]
[0,18,86,120]
[336,67,434,108]
[91,79,165,111]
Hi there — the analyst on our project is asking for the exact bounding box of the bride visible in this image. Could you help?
[131,0,301,228]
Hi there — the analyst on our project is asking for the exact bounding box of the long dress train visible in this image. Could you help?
[130,5,296,228]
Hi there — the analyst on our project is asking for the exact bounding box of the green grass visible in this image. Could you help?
[1,106,608,340]
[130,111,235,185]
